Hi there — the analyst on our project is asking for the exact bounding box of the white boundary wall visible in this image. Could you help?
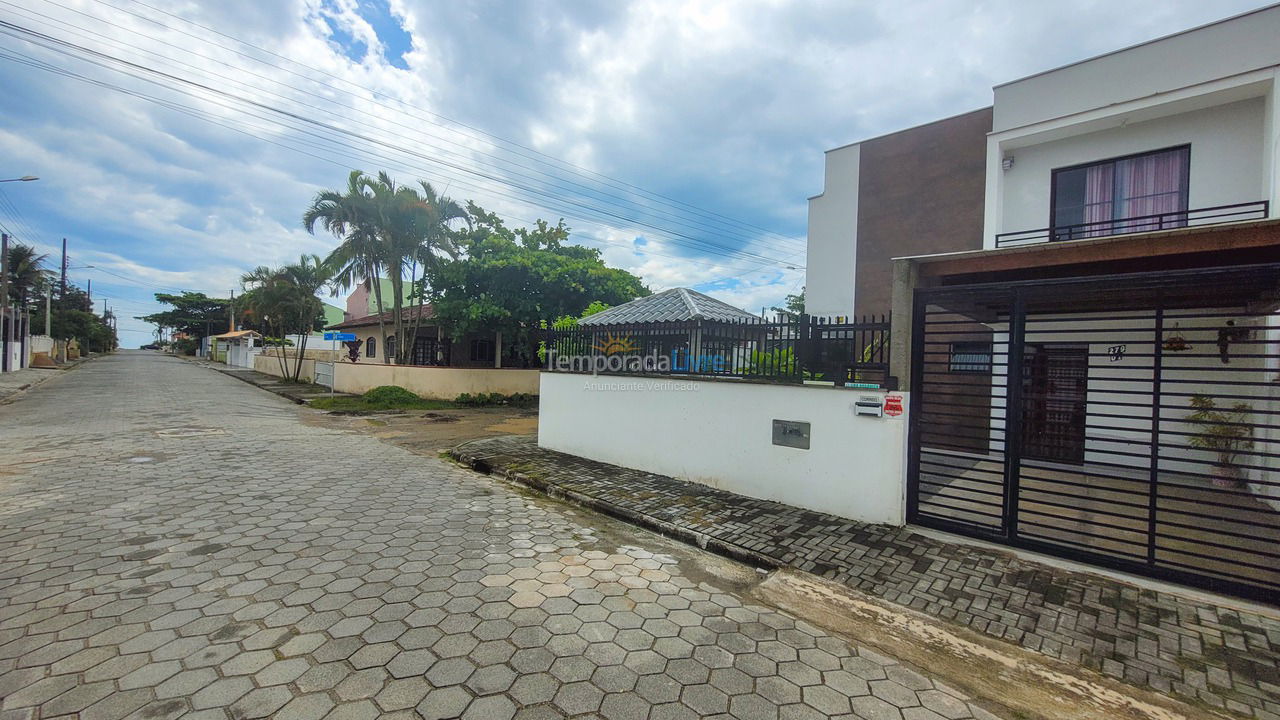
[538,373,909,526]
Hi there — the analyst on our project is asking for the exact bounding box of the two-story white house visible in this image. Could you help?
[810,5,1280,602]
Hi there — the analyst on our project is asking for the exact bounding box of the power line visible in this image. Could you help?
[0,39,803,280]
[107,0,802,248]
[15,0,807,258]
[0,47,790,284]
[0,24,796,271]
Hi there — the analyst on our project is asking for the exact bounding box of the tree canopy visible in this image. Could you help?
[239,255,330,380]
[425,203,648,360]
[137,292,230,338]
[304,170,466,364]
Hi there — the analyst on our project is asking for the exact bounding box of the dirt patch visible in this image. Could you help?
[303,405,538,455]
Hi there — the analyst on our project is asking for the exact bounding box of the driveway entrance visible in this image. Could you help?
[908,262,1280,602]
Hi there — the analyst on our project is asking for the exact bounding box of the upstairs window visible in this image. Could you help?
[1051,146,1189,240]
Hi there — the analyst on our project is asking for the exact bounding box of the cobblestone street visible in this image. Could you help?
[0,353,1003,720]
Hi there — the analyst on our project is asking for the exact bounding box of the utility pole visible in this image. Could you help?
[86,279,91,312]
[1,232,9,372]
[59,238,66,310]
[44,284,51,336]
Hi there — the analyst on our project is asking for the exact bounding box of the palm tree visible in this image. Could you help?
[305,171,468,366]
[304,171,392,362]
[6,242,52,311]
[240,255,330,381]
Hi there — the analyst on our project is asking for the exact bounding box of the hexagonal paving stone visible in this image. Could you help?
[554,679,606,715]
[681,683,730,715]
[191,676,254,709]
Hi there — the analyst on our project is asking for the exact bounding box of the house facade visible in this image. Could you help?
[806,108,991,320]
[325,305,518,369]
[868,6,1280,602]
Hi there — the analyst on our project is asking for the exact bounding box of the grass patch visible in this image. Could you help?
[309,395,458,412]
[309,385,536,413]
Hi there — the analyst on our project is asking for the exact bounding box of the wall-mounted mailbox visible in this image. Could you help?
[854,396,884,417]
[772,419,811,449]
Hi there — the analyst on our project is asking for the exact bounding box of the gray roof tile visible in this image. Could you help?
[579,288,760,326]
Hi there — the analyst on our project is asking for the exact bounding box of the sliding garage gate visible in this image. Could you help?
[907,263,1280,602]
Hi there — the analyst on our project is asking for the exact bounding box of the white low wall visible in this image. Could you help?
[333,363,541,400]
[253,354,318,382]
[538,373,910,526]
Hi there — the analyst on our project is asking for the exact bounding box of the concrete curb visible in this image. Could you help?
[211,366,309,404]
[185,357,342,405]
[0,356,91,405]
[449,441,782,573]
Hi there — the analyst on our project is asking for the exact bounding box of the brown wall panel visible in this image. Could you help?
[855,108,992,320]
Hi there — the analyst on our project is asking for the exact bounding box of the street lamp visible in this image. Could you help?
[0,176,38,183]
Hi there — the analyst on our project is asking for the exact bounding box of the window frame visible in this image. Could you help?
[470,338,496,363]
[366,336,376,359]
[1048,144,1191,235]
[948,341,993,374]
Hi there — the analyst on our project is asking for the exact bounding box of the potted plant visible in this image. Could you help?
[1186,394,1253,488]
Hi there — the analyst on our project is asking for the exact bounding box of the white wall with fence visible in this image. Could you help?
[538,372,910,526]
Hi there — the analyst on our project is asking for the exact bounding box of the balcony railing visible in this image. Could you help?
[994,200,1270,248]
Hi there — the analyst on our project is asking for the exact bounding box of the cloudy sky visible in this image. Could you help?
[0,0,1265,346]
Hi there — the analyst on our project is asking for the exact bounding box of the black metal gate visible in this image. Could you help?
[907,262,1280,602]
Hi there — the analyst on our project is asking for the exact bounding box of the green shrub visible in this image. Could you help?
[455,392,538,408]
[363,385,420,404]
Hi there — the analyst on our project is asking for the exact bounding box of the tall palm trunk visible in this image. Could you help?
[293,318,309,381]
[405,260,430,366]
[387,273,406,366]
[370,273,389,365]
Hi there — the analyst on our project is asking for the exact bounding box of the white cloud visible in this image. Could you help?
[0,0,1264,344]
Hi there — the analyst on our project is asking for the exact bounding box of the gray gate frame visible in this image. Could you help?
[906,261,1280,603]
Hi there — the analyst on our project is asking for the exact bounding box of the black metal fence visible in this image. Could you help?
[542,315,892,387]
[908,262,1280,603]
[994,200,1269,247]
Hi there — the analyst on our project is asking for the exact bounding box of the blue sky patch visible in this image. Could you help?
[358,0,413,70]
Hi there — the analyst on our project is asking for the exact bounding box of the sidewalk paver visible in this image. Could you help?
[452,434,1280,719]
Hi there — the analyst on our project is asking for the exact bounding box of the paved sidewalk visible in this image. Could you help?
[453,435,1280,720]
[0,359,83,403]
[186,357,354,405]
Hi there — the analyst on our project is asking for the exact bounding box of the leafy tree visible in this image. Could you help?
[138,292,230,340]
[772,289,804,317]
[304,170,467,365]
[239,255,330,381]
[425,204,648,365]
[50,307,116,353]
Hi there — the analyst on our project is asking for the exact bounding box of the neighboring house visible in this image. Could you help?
[807,108,991,320]
[343,277,415,321]
[575,288,763,370]
[209,329,263,368]
[846,6,1280,601]
[321,302,344,328]
[324,305,514,368]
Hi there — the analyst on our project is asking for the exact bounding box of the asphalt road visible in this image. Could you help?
[0,352,999,720]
